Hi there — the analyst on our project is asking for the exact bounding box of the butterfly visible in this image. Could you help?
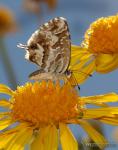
[17,17,92,86]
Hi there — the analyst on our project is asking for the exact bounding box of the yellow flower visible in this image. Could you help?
[71,14,118,81]
[0,82,118,150]
[69,45,95,84]
[0,6,16,36]
[83,15,118,54]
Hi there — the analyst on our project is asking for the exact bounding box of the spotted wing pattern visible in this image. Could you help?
[26,17,71,75]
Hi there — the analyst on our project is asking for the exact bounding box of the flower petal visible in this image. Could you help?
[59,123,78,150]
[80,93,118,104]
[99,117,118,126]
[7,126,33,150]
[31,125,58,150]
[0,84,13,95]
[0,132,16,149]
[95,54,118,73]
[83,107,118,119]
[0,99,11,108]
[70,55,92,71]
[0,129,17,149]
[0,117,13,131]
[71,45,91,65]
[79,120,107,149]
[0,124,26,149]
[0,112,9,119]
[71,45,87,55]
[69,60,95,85]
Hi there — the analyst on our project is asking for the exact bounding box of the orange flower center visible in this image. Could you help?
[83,15,118,54]
[11,81,79,127]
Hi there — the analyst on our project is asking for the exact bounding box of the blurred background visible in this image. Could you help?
[0,0,118,149]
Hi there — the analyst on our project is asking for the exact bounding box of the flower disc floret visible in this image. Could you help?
[11,81,79,127]
[83,14,118,54]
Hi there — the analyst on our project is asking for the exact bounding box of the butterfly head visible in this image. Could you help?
[17,41,44,66]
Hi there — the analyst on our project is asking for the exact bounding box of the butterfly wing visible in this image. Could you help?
[26,17,71,77]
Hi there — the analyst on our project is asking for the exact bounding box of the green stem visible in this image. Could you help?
[0,37,17,89]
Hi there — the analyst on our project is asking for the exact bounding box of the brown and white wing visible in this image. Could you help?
[26,17,71,74]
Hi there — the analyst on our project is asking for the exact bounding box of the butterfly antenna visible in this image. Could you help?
[72,70,92,77]
[17,43,28,50]
[80,71,92,77]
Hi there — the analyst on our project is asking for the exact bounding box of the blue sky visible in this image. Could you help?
[0,0,118,149]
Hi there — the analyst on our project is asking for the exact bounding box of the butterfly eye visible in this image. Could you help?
[29,44,38,49]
